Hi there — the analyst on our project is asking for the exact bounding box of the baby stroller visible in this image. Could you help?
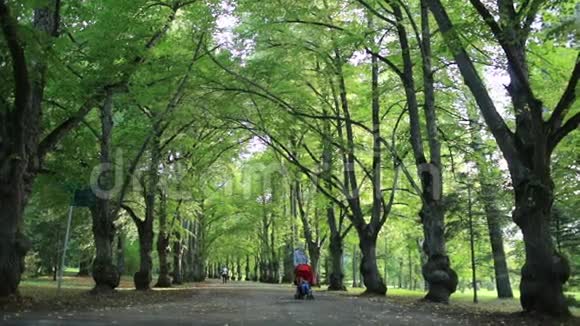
[293,249,315,300]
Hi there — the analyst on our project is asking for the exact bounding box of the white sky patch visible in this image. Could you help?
[349,50,369,66]
[213,1,254,62]
[484,66,512,119]
[214,1,238,47]
[239,136,268,160]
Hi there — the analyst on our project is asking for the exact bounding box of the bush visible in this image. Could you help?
[565,294,580,308]
[24,251,42,278]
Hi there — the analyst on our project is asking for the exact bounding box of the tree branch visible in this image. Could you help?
[355,0,397,25]
[366,48,404,78]
[520,0,544,38]
[425,0,522,175]
[121,204,144,225]
[0,0,30,114]
[38,96,105,159]
[160,118,197,150]
[549,112,580,152]
[467,0,504,44]
[380,164,400,226]
[276,19,345,31]
[548,52,580,133]
[468,0,539,112]
[340,223,353,239]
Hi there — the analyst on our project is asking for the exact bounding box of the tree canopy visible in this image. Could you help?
[1,0,578,319]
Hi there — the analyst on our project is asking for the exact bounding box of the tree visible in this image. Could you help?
[0,0,85,298]
[467,104,513,298]
[363,0,458,302]
[425,0,578,315]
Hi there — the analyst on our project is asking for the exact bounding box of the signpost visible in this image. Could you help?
[57,206,74,292]
[57,188,95,293]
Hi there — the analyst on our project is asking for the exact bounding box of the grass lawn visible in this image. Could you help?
[6,276,202,314]
[20,275,138,290]
[344,286,580,316]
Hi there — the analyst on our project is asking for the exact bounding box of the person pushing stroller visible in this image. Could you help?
[293,248,314,300]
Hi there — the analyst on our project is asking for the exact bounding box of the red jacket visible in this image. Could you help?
[294,264,315,285]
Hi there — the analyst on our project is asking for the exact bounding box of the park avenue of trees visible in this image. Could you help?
[0,0,578,320]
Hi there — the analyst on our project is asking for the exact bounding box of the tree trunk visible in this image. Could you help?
[172,208,183,285]
[323,256,329,285]
[467,185,478,303]
[52,235,59,282]
[468,104,514,299]
[192,252,206,282]
[0,184,32,297]
[515,180,570,315]
[78,258,91,277]
[134,221,153,291]
[321,133,346,291]
[90,91,119,293]
[245,255,250,281]
[416,239,428,291]
[155,191,172,288]
[116,232,125,276]
[398,259,403,288]
[352,245,357,288]
[328,233,346,291]
[253,256,259,282]
[183,221,194,281]
[270,222,279,283]
[0,1,60,298]
[282,241,294,283]
[408,246,413,290]
[191,217,206,282]
[309,247,319,286]
[421,204,458,303]
[485,207,513,298]
[132,127,162,289]
[236,257,242,281]
[172,239,183,285]
[90,203,120,293]
[191,251,206,282]
[295,181,321,286]
[358,228,386,295]
[472,157,512,297]
[383,239,388,286]
[383,0,457,303]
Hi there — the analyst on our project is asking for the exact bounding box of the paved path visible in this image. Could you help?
[1,282,476,325]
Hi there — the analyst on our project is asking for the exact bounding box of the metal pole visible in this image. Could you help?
[467,185,478,303]
[383,234,388,285]
[58,206,74,293]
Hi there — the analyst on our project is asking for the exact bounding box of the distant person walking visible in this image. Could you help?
[221,266,229,284]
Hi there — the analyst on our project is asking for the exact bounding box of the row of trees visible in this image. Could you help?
[1,0,578,318]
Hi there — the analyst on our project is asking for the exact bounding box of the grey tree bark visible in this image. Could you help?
[90,90,121,293]
[374,0,456,302]
[156,190,172,287]
[172,235,183,285]
[0,0,61,298]
[116,232,125,276]
[245,255,251,281]
[467,109,513,298]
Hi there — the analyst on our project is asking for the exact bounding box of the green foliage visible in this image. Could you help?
[5,0,576,306]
